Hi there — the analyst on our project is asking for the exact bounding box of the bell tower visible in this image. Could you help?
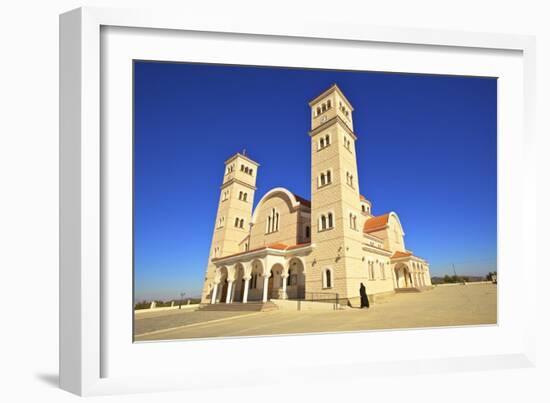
[307,84,364,302]
[200,152,259,303]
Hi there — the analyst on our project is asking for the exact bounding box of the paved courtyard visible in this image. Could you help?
[134,283,497,342]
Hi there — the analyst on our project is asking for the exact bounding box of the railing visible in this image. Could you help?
[290,291,340,305]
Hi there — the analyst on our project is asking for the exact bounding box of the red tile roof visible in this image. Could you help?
[265,243,288,250]
[363,213,390,233]
[391,251,412,259]
[293,194,311,208]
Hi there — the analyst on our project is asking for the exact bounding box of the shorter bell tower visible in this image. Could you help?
[200,152,259,302]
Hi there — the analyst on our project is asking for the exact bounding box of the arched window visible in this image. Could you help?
[325,134,330,145]
[326,170,332,184]
[320,173,326,186]
[320,137,325,149]
[322,103,327,112]
[241,165,244,171]
[243,193,247,202]
[324,269,333,288]
[362,205,366,213]
[239,191,243,200]
[349,213,357,230]
[266,209,279,233]
[327,100,332,109]
[328,213,334,228]
[249,169,253,176]
[239,219,244,228]
[321,215,327,230]
[234,217,240,227]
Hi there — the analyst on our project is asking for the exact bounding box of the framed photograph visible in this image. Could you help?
[60,7,537,396]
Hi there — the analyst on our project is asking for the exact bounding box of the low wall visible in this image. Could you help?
[434,281,493,287]
[271,299,340,311]
[134,304,199,315]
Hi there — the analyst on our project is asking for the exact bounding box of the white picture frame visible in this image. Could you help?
[59,6,537,396]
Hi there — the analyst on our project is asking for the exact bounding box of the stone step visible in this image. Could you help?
[395,287,421,293]
[198,302,278,312]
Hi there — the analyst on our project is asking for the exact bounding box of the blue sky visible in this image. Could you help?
[134,61,497,301]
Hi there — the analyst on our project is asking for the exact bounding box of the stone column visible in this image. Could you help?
[211,282,219,304]
[262,275,270,303]
[281,275,288,300]
[225,281,234,304]
[243,277,250,303]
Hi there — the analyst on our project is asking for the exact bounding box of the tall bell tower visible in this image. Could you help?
[307,84,364,302]
[200,152,259,303]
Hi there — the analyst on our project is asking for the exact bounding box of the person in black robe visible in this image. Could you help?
[359,282,370,308]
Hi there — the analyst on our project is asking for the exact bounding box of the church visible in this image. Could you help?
[200,84,431,307]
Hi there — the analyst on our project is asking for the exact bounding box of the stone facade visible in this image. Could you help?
[200,84,431,307]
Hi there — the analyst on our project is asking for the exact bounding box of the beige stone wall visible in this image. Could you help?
[297,211,311,244]
[365,214,406,253]
[248,195,300,249]
[387,214,406,252]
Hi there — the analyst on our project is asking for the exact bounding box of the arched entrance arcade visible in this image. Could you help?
[394,263,412,289]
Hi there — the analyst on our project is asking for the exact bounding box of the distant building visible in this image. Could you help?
[200,84,431,307]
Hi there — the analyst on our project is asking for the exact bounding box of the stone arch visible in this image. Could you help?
[394,263,412,289]
[247,259,265,302]
[250,188,302,225]
[217,266,230,303]
[287,257,306,299]
[268,263,285,299]
[232,263,247,303]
